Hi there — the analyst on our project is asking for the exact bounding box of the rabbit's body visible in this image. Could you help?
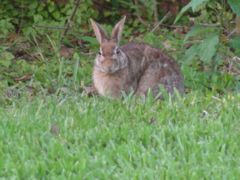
[90,17,184,98]
[93,42,183,98]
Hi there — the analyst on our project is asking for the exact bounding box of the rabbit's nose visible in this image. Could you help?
[99,58,104,63]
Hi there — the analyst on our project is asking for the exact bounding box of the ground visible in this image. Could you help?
[0,91,240,178]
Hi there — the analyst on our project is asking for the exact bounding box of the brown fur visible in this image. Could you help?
[90,17,184,98]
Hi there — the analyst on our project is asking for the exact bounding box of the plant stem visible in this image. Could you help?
[61,0,81,41]
[236,16,240,35]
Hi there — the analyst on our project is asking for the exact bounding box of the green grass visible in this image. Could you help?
[0,92,240,179]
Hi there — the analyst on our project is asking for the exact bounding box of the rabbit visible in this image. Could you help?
[90,16,184,98]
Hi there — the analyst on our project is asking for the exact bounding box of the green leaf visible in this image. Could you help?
[191,0,209,11]
[184,26,216,42]
[33,14,43,23]
[183,34,219,64]
[0,52,14,68]
[0,19,14,35]
[183,44,199,64]
[229,36,240,56]
[81,36,98,45]
[198,34,219,63]
[229,36,240,49]
[227,0,240,16]
[53,11,61,19]
[0,59,11,68]
[174,0,210,24]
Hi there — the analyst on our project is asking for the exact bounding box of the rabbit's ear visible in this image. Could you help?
[90,19,108,44]
[111,16,126,44]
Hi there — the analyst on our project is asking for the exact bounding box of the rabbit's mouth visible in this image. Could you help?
[95,61,127,74]
[95,64,120,74]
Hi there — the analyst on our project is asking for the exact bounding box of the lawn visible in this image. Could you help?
[1,1,240,178]
[1,91,239,179]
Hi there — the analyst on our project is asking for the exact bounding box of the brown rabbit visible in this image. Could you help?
[90,16,184,98]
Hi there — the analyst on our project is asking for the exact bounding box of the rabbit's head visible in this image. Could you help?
[90,16,128,74]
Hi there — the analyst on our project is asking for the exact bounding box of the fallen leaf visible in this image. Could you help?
[14,74,32,82]
[50,123,60,136]
[60,45,74,58]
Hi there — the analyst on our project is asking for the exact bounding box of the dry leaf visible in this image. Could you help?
[60,45,74,58]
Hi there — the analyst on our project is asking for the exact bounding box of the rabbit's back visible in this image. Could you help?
[121,43,184,96]
[90,17,183,98]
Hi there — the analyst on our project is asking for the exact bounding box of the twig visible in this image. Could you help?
[227,28,236,38]
[227,56,240,75]
[81,51,96,56]
[33,25,66,29]
[153,0,158,24]
[17,0,24,33]
[158,24,184,29]
[156,23,222,31]
[212,96,222,102]
[233,56,240,62]
[61,0,81,39]
[151,11,171,32]
[198,23,221,27]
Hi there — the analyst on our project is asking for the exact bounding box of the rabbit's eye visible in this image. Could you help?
[98,52,102,56]
[116,49,120,55]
